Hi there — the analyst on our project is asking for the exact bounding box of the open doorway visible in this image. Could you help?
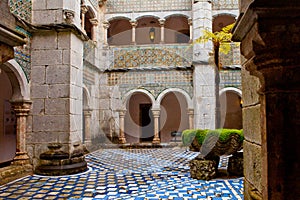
[139,104,154,142]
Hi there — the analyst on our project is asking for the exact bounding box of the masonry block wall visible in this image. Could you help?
[29,0,84,168]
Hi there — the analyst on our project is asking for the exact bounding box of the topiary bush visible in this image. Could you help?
[182,129,197,146]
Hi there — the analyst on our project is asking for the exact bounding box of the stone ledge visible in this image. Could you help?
[0,164,33,185]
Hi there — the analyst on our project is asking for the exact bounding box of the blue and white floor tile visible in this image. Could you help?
[0,148,243,199]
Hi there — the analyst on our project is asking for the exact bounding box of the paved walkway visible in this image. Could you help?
[0,148,243,200]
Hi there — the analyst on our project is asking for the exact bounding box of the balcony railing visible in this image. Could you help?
[108,44,192,69]
[212,0,239,10]
[106,0,192,13]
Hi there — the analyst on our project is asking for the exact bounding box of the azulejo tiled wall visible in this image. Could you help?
[108,69,193,98]
[106,0,192,13]
[219,43,241,68]
[14,26,31,81]
[110,45,192,68]
[9,0,32,22]
[219,70,241,90]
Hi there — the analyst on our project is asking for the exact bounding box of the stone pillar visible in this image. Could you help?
[89,18,98,41]
[103,21,109,46]
[192,0,215,130]
[83,109,92,145]
[188,18,193,43]
[118,110,126,144]
[11,101,31,164]
[130,20,137,45]
[188,108,194,129]
[159,19,165,43]
[233,1,300,199]
[31,0,87,175]
[152,109,161,144]
[80,5,88,34]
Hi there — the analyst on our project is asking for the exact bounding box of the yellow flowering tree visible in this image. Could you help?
[194,23,235,70]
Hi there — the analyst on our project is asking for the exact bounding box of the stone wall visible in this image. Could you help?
[241,68,262,199]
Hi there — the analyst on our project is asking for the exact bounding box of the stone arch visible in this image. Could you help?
[156,88,192,109]
[157,88,191,142]
[135,15,160,21]
[107,17,132,45]
[219,87,242,97]
[164,13,190,20]
[123,89,155,143]
[136,16,160,44]
[219,87,242,129]
[212,13,236,33]
[82,85,91,109]
[164,15,190,43]
[2,59,30,101]
[123,89,155,109]
[107,16,131,22]
[0,59,30,164]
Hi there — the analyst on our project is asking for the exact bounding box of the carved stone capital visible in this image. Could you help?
[89,18,99,26]
[159,19,165,26]
[81,5,88,14]
[188,18,193,26]
[98,0,107,7]
[130,20,138,27]
[103,21,110,29]
[117,109,126,117]
[11,100,31,116]
[151,109,160,117]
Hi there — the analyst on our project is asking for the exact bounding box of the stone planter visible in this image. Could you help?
[188,132,243,180]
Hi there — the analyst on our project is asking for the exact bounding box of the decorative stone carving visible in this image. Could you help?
[98,0,107,7]
[63,9,75,24]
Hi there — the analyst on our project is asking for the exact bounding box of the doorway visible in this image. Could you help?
[139,104,154,142]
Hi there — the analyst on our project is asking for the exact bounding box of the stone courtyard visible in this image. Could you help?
[0,148,243,200]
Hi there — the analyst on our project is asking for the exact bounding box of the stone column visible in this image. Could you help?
[192,1,215,130]
[188,108,194,129]
[83,108,92,145]
[159,19,165,43]
[89,18,99,41]
[118,110,126,144]
[130,20,137,45]
[80,5,88,34]
[188,18,193,43]
[233,2,300,199]
[152,109,161,144]
[103,21,109,46]
[11,101,31,164]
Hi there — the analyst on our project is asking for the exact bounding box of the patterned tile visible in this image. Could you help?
[0,148,243,199]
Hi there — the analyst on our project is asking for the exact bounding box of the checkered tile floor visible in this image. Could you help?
[0,148,243,199]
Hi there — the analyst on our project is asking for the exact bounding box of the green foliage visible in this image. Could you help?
[192,23,239,69]
[181,128,244,146]
[182,129,197,146]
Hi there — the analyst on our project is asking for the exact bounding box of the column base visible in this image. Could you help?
[119,137,126,144]
[12,152,31,165]
[152,137,161,144]
[35,143,87,176]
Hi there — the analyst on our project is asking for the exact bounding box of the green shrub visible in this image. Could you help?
[182,129,197,146]
[195,129,209,144]
[182,128,244,145]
